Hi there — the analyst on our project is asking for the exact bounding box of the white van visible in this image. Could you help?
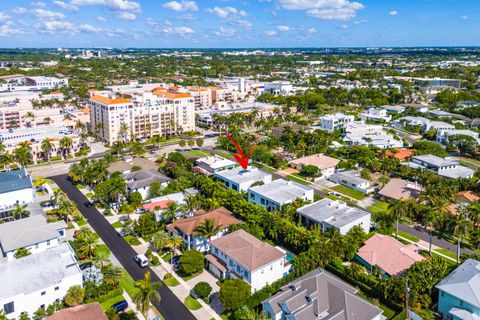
[134,254,149,268]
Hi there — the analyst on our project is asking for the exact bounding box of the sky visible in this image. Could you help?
[0,0,478,48]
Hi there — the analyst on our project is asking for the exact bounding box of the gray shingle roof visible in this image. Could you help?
[297,199,370,228]
[0,168,32,194]
[0,215,66,253]
[0,243,81,300]
[122,168,171,190]
[263,268,383,320]
[329,170,369,186]
[436,258,480,308]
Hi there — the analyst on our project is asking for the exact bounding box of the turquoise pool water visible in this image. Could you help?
[286,252,295,262]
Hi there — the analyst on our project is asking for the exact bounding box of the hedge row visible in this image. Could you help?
[86,287,123,304]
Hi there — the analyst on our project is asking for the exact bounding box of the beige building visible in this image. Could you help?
[208,86,233,104]
[89,89,195,145]
[187,87,212,109]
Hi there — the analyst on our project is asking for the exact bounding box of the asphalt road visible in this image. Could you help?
[50,174,196,320]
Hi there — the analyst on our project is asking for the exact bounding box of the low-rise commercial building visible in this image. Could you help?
[248,179,314,211]
[206,229,290,292]
[297,199,371,234]
[0,243,82,319]
[214,166,272,192]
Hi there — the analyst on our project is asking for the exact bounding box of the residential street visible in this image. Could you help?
[49,174,196,320]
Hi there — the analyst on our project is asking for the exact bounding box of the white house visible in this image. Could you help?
[436,129,480,145]
[167,207,240,252]
[262,268,384,320]
[0,215,67,261]
[0,243,83,319]
[121,168,171,199]
[0,168,33,212]
[318,114,354,132]
[343,122,403,149]
[403,155,474,179]
[329,170,377,194]
[193,155,237,176]
[248,179,314,211]
[297,199,371,234]
[214,166,272,192]
[206,229,291,292]
[360,108,392,122]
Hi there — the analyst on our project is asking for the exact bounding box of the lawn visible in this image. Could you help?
[213,149,232,159]
[285,174,311,186]
[76,219,88,227]
[111,220,124,228]
[459,157,480,170]
[184,296,202,310]
[330,185,366,200]
[179,270,203,281]
[123,235,142,246]
[185,150,212,157]
[164,277,180,287]
[120,269,138,297]
[434,248,458,260]
[367,201,389,213]
[254,162,277,173]
[100,294,124,311]
[396,230,420,243]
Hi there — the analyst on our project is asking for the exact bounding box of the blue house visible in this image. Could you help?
[435,258,480,320]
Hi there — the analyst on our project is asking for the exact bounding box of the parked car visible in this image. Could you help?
[136,208,148,214]
[171,255,181,267]
[328,191,341,197]
[111,300,128,313]
[134,254,149,268]
[84,201,93,207]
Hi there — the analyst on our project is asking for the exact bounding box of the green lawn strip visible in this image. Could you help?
[186,150,212,157]
[123,235,142,246]
[213,149,232,159]
[330,185,366,200]
[179,270,203,281]
[254,162,277,173]
[396,230,419,243]
[100,294,125,311]
[459,157,480,170]
[111,220,124,228]
[285,174,311,186]
[434,248,458,260]
[184,296,202,310]
[76,219,88,227]
[367,201,389,213]
[120,269,139,297]
[164,277,180,287]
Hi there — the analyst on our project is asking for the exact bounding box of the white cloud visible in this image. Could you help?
[214,26,235,37]
[33,9,66,20]
[53,1,80,11]
[307,27,316,33]
[96,16,107,21]
[278,0,364,20]
[70,0,141,12]
[239,10,248,17]
[163,1,198,12]
[0,12,11,23]
[178,13,196,20]
[12,7,28,15]
[388,10,398,16]
[175,26,194,34]
[461,15,468,20]
[31,2,47,8]
[0,21,25,36]
[37,20,76,34]
[117,11,136,20]
[228,17,252,29]
[277,25,290,31]
[265,30,277,36]
[340,24,349,29]
[79,23,103,33]
[146,18,157,26]
[206,6,238,18]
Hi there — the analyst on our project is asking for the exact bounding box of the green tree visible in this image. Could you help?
[188,139,195,149]
[78,233,98,258]
[388,200,408,239]
[130,141,146,157]
[196,138,204,147]
[14,247,31,258]
[132,271,161,319]
[60,136,74,158]
[179,140,186,150]
[41,138,53,163]
[64,285,85,307]
[219,279,251,312]
[194,218,222,244]
[193,282,212,299]
[93,246,111,270]
[152,230,170,251]
[412,140,448,157]
[300,165,320,177]
[179,250,204,275]
[446,134,479,155]
[148,181,163,198]
[134,212,159,237]
[128,191,143,209]
[452,214,472,263]
[103,264,123,287]
[11,203,30,220]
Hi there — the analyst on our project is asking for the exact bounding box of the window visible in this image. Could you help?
[260,198,265,205]
[54,286,59,291]
[4,302,14,315]
[47,240,50,246]
[41,291,46,296]
[35,244,39,249]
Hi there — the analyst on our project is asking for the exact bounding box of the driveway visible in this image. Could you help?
[49,174,196,320]
[186,270,223,314]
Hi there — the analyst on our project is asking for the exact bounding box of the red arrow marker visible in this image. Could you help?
[225,134,251,169]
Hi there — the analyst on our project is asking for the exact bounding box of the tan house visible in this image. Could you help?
[377,178,423,201]
[289,154,340,178]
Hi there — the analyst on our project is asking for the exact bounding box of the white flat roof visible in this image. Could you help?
[214,166,271,184]
[249,179,313,204]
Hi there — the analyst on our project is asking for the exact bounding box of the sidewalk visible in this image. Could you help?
[396,234,457,263]
[133,238,222,320]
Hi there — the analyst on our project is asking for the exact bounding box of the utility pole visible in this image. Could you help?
[405,277,410,320]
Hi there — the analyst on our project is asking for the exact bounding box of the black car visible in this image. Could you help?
[84,201,93,207]
[111,300,128,313]
[171,255,181,266]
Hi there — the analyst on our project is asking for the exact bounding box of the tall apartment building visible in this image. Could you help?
[187,87,212,109]
[89,89,195,145]
[208,86,233,104]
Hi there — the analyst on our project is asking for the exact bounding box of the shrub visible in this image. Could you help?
[193,282,212,299]
[151,255,160,266]
[219,279,251,312]
[164,273,172,280]
[146,248,152,258]
[179,250,204,275]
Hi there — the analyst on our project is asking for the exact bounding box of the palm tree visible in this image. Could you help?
[41,138,53,163]
[130,141,146,157]
[103,264,123,287]
[132,271,161,320]
[167,235,183,256]
[11,203,30,220]
[388,200,408,239]
[93,249,110,270]
[76,226,94,240]
[50,189,66,207]
[452,214,472,264]
[194,218,222,248]
[119,123,129,143]
[78,233,98,258]
[421,208,437,255]
[60,136,73,159]
[152,230,169,251]
[75,120,85,133]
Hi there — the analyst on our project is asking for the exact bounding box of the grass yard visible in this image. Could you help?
[120,269,138,297]
[285,174,311,186]
[459,157,480,170]
[434,248,458,261]
[330,185,366,200]
[356,291,397,319]
[100,294,124,311]
[179,270,203,281]
[123,235,142,246]
[76,219,88,227]
[164,276,180,287]
[396,230,420,243]
[111,220,124,228]
[213,149,232,159]
[185,150,212,157]
[184,296,202,310]
[367,201,389,213]
[254,162,277,173]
